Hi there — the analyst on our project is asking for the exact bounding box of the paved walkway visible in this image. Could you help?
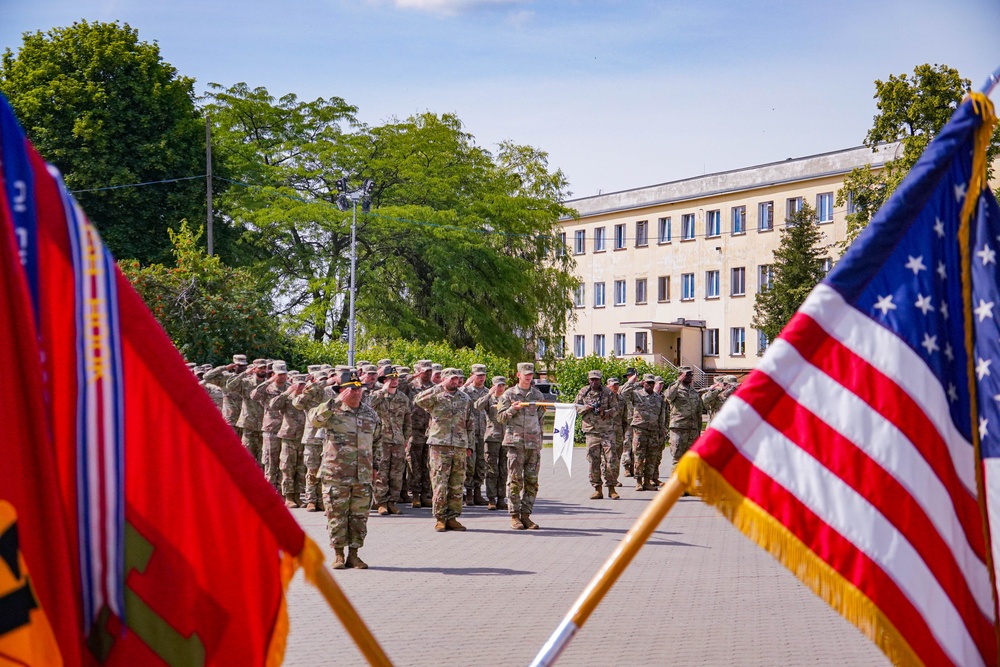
[283,449,888,666]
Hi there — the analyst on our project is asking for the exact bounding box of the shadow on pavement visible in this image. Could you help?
[373,566,535,576]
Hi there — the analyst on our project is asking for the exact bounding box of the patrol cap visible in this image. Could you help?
[441,367,462,379]
[334,365,352,373]
[724,375,739,384]
[272,360,288,374]
[607,377,620,386]
[679,366,694,374]
[232,354,248,365]
[381,365,399,379]
[186,362,197,370]
[307,364,321,374]
[338,370,362,388]
[376,358,392,367]
[315,371,329,381]
[357,360,371,368]
[625,367,637,377]
[517,362,535,374]
[642,373,656,383]
[291,373,306,384]
[319,363,334,371]
[587,369,602,380]
[362,364,378,374]
[471,364,487,375]
[431,363,443,373]
[252,358,267,367]
[398,366,411,374]
[414,360,432,372]
[654,375,663,383]
[492,375,507,385]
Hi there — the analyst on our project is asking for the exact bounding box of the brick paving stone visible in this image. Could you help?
[283,449,889,666]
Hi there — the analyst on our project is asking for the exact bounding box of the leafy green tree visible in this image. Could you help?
[119,222,287,364]
[837,63,1000,247]
[0,21,227,263]
[752,204,828,342]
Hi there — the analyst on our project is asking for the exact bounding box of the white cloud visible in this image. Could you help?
[390,0,527,16]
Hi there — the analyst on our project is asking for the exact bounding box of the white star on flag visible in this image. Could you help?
[933,218,945,237]
[914,294,933,314]
[976,357,992,380]
[948,383,959,402]
[936,261,947,280]
[976,243,996,266]
[940,301,949,320]
[944,342,954,361]
[980,417,989,439]
[920,333,939,355]
[904,255,926,274]
[873,295,896,315]
[975,299,995,322]
[955,182,967,202]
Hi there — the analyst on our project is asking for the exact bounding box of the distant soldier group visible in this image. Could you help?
[190,355,550,570]
[574,366,740,498]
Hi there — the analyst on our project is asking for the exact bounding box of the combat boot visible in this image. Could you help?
[643,480,658,491]
[398,489,411,503]
[487,500,497,511]
[497,498,508,511]
[521,513,539,530]
[316,497,325,512]
[590,485,603,500]
[412,497,422,508]
[434,519,447,532]
[635,478,645,491]
[332,547,346,570]
[305,501,317,511]
[473,487,488,506]
[284,493,299,508]
[388,502,402,515]
[345,548,368,569]
[607,485,620,500]
[421,494,432,507]
[377,503,390,516]
[464,488,474,506]
[510,514,526,530]
[445,518,467,531]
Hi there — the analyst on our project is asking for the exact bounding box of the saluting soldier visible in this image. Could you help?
[226,358,270,469]
[369,366,411,516]
[293,370,335,512]
[619,367,639,477]
[474,376,509,510]
[270,372,308,508]
[461,364,490,506]
[666,366,705,469]
[630,373,667,491]
[574,370,619,500]
[406,361,435,508]
[497,362,546,530]
[702,375,738,423]
[311,370,381,570]
[203,354,249,438]
[607,377,625,487]
[253,360,290,492]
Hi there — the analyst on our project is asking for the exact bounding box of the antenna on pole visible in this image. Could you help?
[206,115,213,256]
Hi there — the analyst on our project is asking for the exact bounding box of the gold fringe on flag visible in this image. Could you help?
[264,550,300,667]
[675,453,924,667]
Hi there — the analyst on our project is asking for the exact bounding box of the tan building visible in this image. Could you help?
[556,143,900,378]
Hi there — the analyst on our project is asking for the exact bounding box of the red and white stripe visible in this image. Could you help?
[701,283,994,666]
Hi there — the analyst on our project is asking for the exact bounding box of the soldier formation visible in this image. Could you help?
[190,355,739,571]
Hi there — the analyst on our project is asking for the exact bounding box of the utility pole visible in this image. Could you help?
[336,177,375,367]
[206,116,213,256]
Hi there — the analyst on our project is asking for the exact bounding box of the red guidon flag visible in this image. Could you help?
[0,93,327,665]
[677,93,1000,667]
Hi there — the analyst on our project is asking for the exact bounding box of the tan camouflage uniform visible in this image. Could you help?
[414,377,475,522]
[293,382,333,510]
[630,379,667,487]
[253,376,290,491]
[227,368,269,468]
[619,376,640,476]
[406,374,434,503]
[666,378,705,466]
[270,385,307,500]
[368,386,412,509]
[574,378,619,490]
[497,381,546,517]
[203,365,245,438]
[474,382,509,508]
[461,374,488,500]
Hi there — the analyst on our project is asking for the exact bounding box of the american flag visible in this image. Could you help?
[677,93,999,666]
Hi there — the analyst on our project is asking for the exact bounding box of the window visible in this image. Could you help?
[635,278,647,304]
[846,191,857,215]
[822,257,834,274]
[574,229,586,254]
[614,333,626,356]
[706,328,720,356]
[657,275,670,302]
[658,217,671,243]
[594,226,606,251]
[574,284,585,307]
[681,213,696,240]
[635,220,648,247]
[594,334,606,357]
[731,205,746,235]
[786,197,803,219]
[614,223,626,249]
[758,201,773,231]
[573,335,585,358]
[614,280,626,306]
[706,270,720,298]
[594,282,606,308]
[757,330,769,355]
[731,267,746,296]
[817,192,834,223]
[537,339,547,358]
[758,264,774,292]
[706,209,721,237]
[635,332,648,354]
[730,327,746,356]
[681,273,695,300]
[556,338,565,358]
[557,232,566,257]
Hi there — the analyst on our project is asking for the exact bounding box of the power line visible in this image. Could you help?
[70,174,206,194]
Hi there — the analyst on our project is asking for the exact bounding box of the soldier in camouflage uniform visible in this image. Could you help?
[630,373,667,491]
[414,368,475,532]
[702,375,738,423]
[575,370,620,500]
[197,365,225,410]
[369,366,411,516]
[406,361,435,507]
[293,370,335,512]
[666,366,705,469]
[253,361,291,492]
[270,373,308,508]
[359,364,381,404]
[497,362,546,530]
[227,359,270,469]
[203,354,249,438]
[607,377,625,487]
[461,364,489,506]
[474,376,508,510]
[431,363,443,385]
[650,375,670,486]
[311,370,381,570]
[619,367,639,477]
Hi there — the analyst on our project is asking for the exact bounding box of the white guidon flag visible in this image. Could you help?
[550,403,577,475]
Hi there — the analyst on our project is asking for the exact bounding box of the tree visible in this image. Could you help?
[837,63,1000,247]
[752,204,828,342]
[118,222,287,365]
[0,21,222,263]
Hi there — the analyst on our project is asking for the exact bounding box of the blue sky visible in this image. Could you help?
[2,0,998,198]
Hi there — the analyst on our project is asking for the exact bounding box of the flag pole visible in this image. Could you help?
[528,473,686,667]
[981,65,1000,96]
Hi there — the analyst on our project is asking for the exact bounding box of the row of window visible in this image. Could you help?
[562,193,838,255]
[574,265,777,307]
[570,328,768,360]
